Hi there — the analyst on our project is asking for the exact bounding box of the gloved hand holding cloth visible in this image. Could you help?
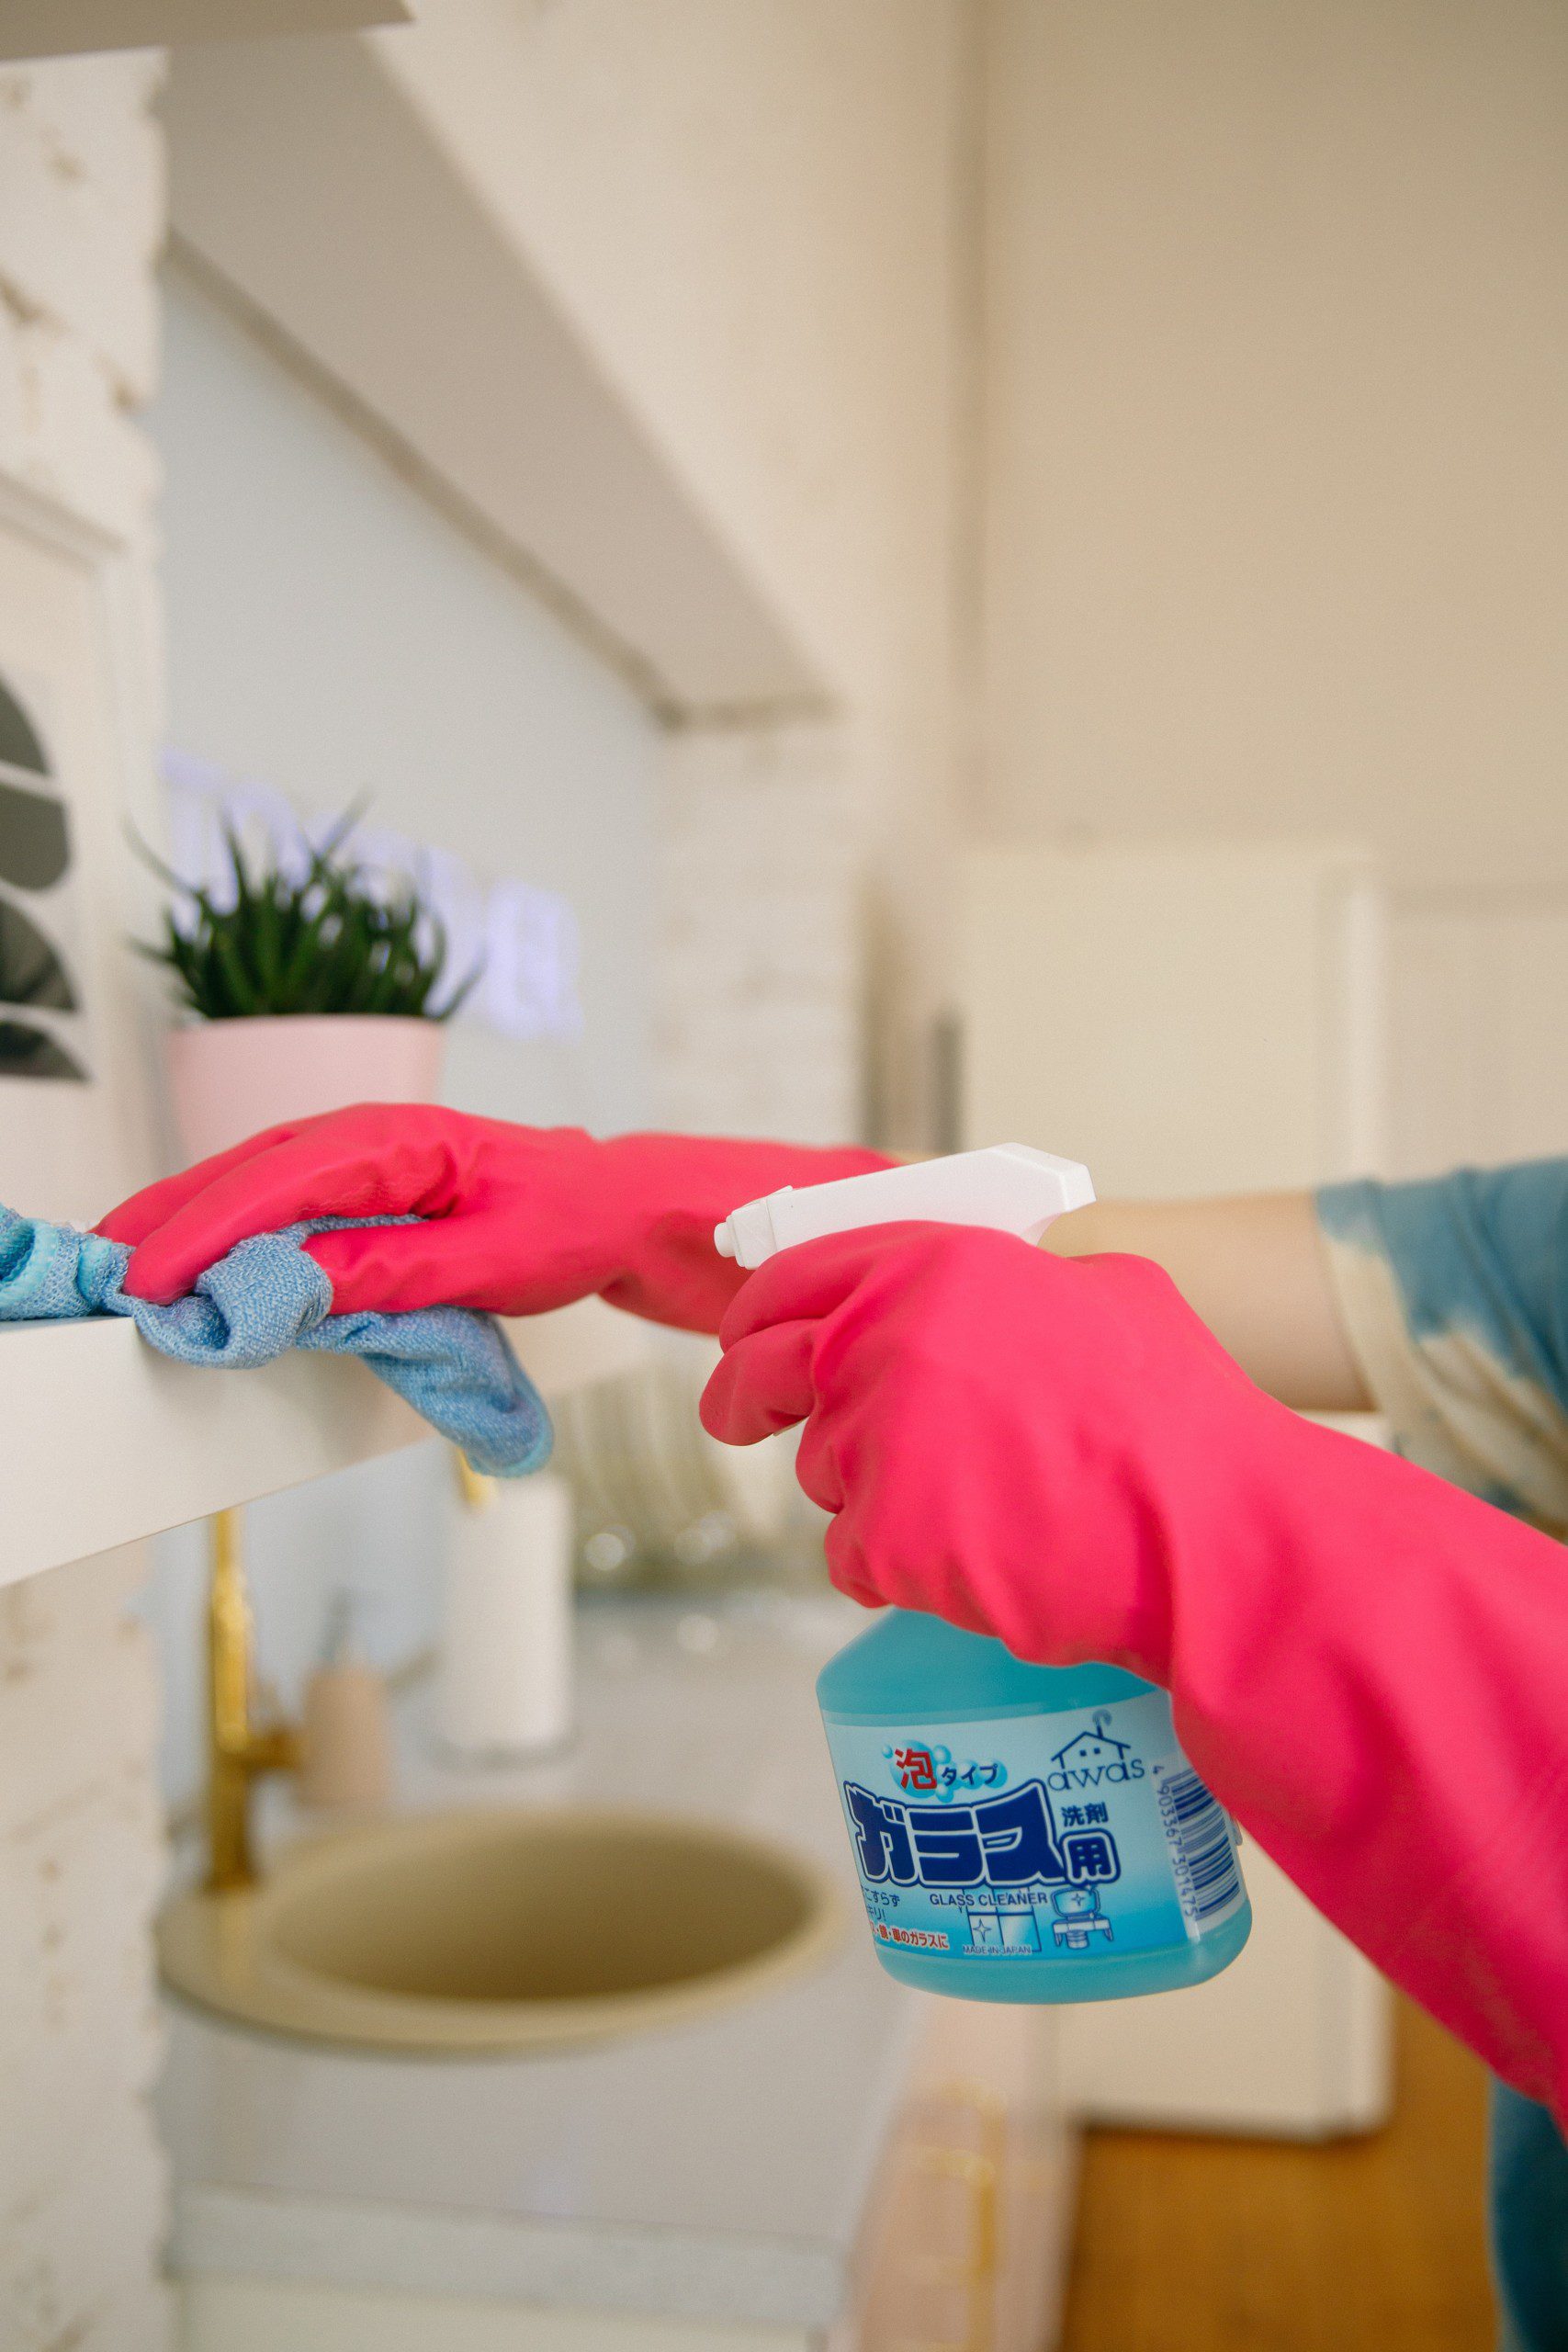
[99,1104,892,1333]
[699,1222,1568,2123]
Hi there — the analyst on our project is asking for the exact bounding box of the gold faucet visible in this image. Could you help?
[205,1508,300,1892]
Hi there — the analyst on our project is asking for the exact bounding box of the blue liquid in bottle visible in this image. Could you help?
[818,1608,1251,2003]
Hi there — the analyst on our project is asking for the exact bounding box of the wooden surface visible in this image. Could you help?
[1059,1998,1494,2351]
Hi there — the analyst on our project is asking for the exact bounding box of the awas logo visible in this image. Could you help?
[842,1777,1119,1894]
[1046,1709,1146,1792]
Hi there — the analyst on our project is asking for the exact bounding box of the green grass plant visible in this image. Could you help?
[136,810,480,1023]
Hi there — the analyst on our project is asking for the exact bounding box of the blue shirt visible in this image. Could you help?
[1319,1163,1568,2352]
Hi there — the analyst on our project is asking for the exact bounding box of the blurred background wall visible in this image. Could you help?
[371,0,973,1144]
[979,0,1568,1175]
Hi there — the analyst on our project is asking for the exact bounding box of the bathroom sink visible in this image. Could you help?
[157,1805,841,2053]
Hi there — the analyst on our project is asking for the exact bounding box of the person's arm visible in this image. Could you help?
[1045,1192,1372,1414]
[701,1222,1568,2120]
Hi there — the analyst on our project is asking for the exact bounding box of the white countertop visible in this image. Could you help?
[159,1588,920,2331]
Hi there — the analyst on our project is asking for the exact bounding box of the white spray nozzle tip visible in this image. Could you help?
[712,1146,1093,1272]
[713,1191,792,1271]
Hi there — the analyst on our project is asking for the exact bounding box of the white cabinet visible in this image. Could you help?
[956,840,1392,2140]
[1055,1842,1389,2138]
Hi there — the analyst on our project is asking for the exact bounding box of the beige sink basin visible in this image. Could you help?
[158,1805,841,2053]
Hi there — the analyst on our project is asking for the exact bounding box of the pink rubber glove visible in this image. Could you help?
[701,1223,1568,2119]
[96,1105,891,1333]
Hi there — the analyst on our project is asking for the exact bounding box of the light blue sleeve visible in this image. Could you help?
[1316,1162,1568,1530]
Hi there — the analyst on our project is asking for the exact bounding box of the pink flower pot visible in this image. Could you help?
[164,1015,446,1167]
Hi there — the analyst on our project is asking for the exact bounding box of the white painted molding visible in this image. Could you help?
[0,0,410,62]
[163,32,826,718]
[0,1296,647,1589]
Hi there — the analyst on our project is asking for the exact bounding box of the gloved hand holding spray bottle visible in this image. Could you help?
[714,1146,1252,2003]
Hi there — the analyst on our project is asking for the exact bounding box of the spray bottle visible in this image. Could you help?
[716,1146,1252,2004]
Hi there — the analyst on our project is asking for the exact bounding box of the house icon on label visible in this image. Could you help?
[1051,1711,1133,1772]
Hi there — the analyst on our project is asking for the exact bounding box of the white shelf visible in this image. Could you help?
[0,1296,653,1590]
[1,1318,423,1589]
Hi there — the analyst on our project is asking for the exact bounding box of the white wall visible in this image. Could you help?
[152,263,659,1137]
[978,0,1568,1177]
[0,48,171,2352]
[367,0,973,1145]
[657,723,862,1146]
[981,0,1568,889]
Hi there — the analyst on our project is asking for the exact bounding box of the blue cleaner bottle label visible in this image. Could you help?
[821,1690,1245,1963]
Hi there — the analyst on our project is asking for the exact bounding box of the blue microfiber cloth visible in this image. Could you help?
[0,1207,552,1479]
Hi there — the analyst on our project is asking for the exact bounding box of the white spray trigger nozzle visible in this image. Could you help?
[713,1144,1094,1271]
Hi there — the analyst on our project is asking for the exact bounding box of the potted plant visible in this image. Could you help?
[139,814,480,1163]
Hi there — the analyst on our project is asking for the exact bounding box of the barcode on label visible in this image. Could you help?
[1158,1768,1243,1927]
